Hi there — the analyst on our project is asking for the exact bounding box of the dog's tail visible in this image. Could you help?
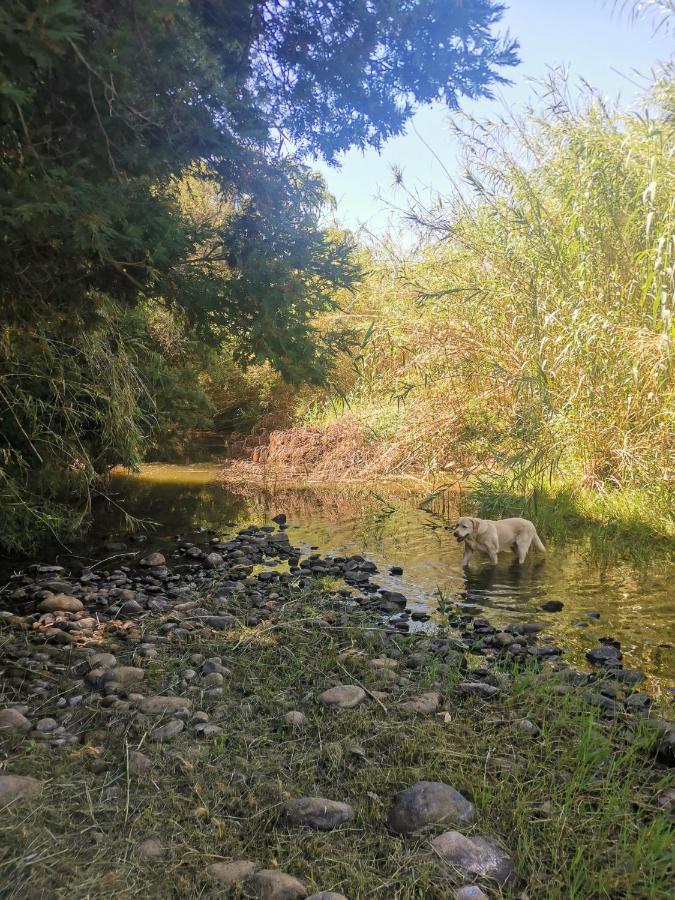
[532,531,546,553]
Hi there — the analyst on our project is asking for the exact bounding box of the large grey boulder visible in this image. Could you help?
[388,781,474,833]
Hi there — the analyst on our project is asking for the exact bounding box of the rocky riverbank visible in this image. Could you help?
[1,519,673,898]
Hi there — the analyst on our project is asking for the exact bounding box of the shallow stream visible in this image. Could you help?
[3,459,674,695]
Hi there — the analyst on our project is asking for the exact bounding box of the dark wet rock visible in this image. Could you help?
[405,654,424,669]
[204,552,224,568]
[429,830,514,886]
[610,668,644,686]
[206,860,256,885]
[272,513,287,525]
[149,719,184,741]
[246,869,307,899]
[201,658,229,675]
[0,708,32,733]
[40,579,75,593]
[202,615,236,630]
[586,611,601,619]
[37,594,84,613]
[140,552,166,567]
[586,645,622,665]
[458,682,498,698]
[319,685,366,708]
[647,720,675,766]
[624,692,651,711]
[119,599,144,616]
[529,645,563,658]
[540,600,564,612]
[389,565,403,575]
[0,774,44,808]
[389,781,474,833]
[283,796,354,830]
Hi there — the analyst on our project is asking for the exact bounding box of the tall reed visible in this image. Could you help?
[301,75,674,514]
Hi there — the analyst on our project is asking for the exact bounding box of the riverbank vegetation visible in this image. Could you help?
[2,572,673,898]
[0,0,516,553]
[239,74,675,549]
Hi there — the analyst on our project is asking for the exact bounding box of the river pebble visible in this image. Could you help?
[319,685,366,708]
[388,781,474,833]
[429,830,514,886]
[206,860,256,884]
[283,797,354,830]
[246,869,307,899]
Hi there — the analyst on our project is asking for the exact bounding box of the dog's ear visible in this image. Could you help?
[471,517,480,532]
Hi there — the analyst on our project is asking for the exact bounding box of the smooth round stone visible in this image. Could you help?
[149,719,184,741]
[429,831,514,886]
[128,751,154,776]
[455,887,489,900]
[399,692,440,715]
[517,718,541,736]
[89,652,117,669]
[35,717,59,733]
[0,775,44,808]
[205,860,256,885]
[38,594,84,613]
[138,695,191,715]
[283,797,354,830]
[245,869,306,899]
[0,709,32,733]
[137,837,165,860]
[388,781,474,833]
[140,552,166,567]
[284,710,306,727]
[319,685,366,709]
[540,600,564,612]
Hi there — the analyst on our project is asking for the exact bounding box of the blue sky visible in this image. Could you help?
[315,0,673,235]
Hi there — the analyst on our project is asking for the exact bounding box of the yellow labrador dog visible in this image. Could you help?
[453,516,546,566]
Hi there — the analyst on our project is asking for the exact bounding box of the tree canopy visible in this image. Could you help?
[0,0,516,550]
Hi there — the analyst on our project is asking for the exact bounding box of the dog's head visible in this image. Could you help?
[453,516,479,543]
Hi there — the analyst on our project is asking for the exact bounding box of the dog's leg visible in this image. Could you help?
[462,546,473,567]
[515,534,531,564]
[485,542,499,565]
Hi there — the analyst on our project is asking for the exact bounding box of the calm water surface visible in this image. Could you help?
[6,460,675,695]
